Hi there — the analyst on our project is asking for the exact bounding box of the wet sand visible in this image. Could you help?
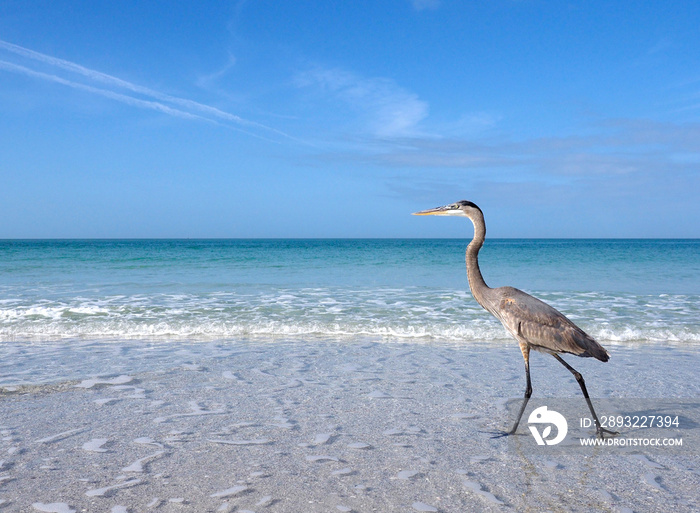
[1,340,699,512]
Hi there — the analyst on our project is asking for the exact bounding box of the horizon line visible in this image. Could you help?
[1,237,697,242]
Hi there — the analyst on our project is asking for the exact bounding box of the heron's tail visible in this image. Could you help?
[580,336,610,362]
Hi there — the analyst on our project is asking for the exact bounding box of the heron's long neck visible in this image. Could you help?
[466,212,490,307]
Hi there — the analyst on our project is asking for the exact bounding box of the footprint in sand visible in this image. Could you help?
[305,455,339,463]
[462,480,504,505]
[35,428,86,445]
[121,451,167,472]
[312,433,335,445]
[222,370,247,383]
[94,398,120,406]
[642,473,664,491]
[133,437,164,448]
[85,478,142,497]
[255,495,274,506]
[74,375,133,389]
[82,438,109,453]
[332,467,354,476]
[112,385,147,399]
[382,426,422,436]
[32,504,75,513]
[347,442,371,450]
[630,454,664,469]
[208,438,272,446]
[210,485,250,499]
[367,390,392,399]
[412,502,438,512]
[153,401,226,424]
[268,414,296,429]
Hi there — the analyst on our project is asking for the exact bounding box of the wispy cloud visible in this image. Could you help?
[0,39,294,141]
[296,66,429,138]
[411,0,441,11]
[195,52,237,89]
[321,117,700,190]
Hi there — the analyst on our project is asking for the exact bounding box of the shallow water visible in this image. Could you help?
[1,239,698,384]
[1,340,698,512]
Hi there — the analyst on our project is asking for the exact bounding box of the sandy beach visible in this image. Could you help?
[1,339,699,512]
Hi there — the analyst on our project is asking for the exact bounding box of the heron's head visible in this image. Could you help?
[412,200,482,218]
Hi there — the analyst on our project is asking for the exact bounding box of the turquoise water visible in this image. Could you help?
[1,239,698,344]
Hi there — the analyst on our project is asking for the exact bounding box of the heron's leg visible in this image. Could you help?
[508,343,533,435]
[552,354,617,438]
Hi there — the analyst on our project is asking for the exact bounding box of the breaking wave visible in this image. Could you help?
[1,288,698,344]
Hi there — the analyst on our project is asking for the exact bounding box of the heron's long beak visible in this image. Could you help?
[412,205,453,216]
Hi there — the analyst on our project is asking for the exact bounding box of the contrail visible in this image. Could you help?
[0,60,209,122]
[0,60,283,141]
[0,39,297,141]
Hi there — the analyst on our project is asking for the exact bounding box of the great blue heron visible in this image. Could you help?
[413,200,617,438]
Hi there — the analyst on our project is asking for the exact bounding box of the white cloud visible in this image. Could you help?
[296,67,429,138]
[411,0,441,11]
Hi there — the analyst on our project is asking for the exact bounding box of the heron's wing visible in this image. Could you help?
[495,287,609,361]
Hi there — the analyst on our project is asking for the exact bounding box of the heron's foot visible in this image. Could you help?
[484,429,517,439]
[596,426,619,439]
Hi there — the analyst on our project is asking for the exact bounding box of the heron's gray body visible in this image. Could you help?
[478,285,609,362]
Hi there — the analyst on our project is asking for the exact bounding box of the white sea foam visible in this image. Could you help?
[1,289,697,343]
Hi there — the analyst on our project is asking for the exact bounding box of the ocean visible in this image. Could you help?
[3,239,700,513]
[1,239,699,385]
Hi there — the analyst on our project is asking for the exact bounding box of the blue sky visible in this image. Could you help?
[1,0,699,238]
